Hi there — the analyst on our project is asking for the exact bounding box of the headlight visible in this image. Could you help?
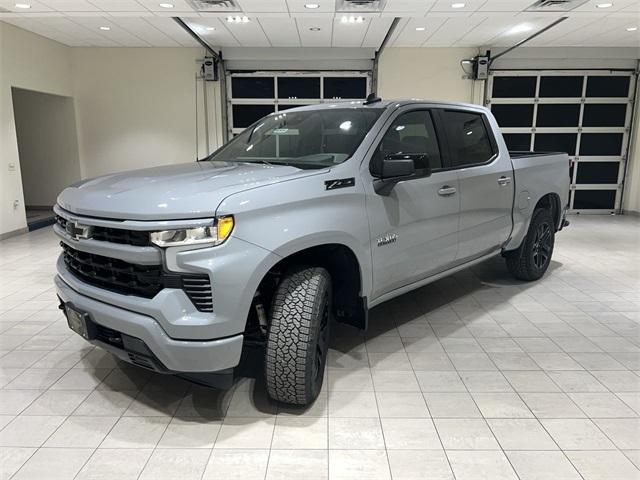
[150,215,234,247]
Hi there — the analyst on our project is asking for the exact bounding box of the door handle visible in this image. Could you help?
[497,176,512,186]
[438,186,457,196]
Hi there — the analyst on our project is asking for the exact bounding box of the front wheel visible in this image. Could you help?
[265,266,331,405]
[505,208,555,281]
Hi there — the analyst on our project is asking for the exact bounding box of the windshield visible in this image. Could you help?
[206,108,383,169]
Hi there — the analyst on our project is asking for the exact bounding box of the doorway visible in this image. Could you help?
[11,87,81,230]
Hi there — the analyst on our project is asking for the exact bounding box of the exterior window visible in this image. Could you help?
[371,111,442,174]
[441,110,494,167]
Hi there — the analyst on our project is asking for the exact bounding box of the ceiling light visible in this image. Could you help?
[507,23,533,35]
[415,26,426,31]
[309,27,321,31]
[99,26,111,31]
[627,26,638,31]
[206,27,215,31]
[341,15,364,24]
[451,2,466,8]
[305,3,320,8]
[159,3,174,8]
[227,16,249,23]
[596,2,613,7]
[14,3,31,8]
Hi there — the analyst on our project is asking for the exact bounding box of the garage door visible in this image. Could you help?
[227,71,370,137]
[487,70,636,214]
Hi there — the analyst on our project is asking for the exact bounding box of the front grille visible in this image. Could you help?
[56,215,150,247]
[61,243,213,312]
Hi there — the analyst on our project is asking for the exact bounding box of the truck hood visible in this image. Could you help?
[57,161,319,220]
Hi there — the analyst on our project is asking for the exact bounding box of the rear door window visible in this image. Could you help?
[440,110,495,167]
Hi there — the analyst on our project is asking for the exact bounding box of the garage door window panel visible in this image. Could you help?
[534,133,577,156]
[579,133,623,157]
[539,76,583,98]
[491,76,537,98]
[582,104,627,127]
[586,76,630,97]
[231,77,275,99]
[277,77,320,100]
[573,190,617,210]
[503,133,532,152]
[323,77,367,100]
[492,104,534,128]
[536,104,581,127]
[232,104,275,129]
[576,162,620,185]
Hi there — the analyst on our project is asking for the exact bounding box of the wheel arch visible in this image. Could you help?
[253,241,369,330]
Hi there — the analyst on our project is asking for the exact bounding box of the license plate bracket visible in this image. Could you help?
[64,304,96,341]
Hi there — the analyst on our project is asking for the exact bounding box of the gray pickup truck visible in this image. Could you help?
[54,98,569,405]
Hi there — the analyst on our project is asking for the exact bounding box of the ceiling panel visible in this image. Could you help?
[295,16,333,46]
[258,17,300,46]
[88,0,149,12]
[1,0,639,48]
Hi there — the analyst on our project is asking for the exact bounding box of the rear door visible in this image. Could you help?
[363,107,460,299]
[437,108,514,262]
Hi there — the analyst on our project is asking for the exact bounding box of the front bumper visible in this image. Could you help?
[56,274,243,373]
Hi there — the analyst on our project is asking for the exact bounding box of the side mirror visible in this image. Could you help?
[374,153,431,195]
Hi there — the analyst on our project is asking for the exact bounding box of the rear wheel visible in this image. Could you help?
[265,266,331,405]
[505,208,555,281]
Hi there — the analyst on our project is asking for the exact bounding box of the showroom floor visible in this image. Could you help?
[0,215,639,480]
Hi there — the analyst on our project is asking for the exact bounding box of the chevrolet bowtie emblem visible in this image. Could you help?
[65,221,93,240]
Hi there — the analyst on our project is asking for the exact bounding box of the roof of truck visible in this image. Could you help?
[279,99,486,112]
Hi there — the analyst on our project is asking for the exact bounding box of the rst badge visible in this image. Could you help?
[377,233,398,247]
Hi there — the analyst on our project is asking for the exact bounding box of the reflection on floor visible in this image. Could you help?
[25,207,55,232]
[0,215,639,479]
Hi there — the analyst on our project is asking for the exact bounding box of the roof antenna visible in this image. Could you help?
[364,93,381,105]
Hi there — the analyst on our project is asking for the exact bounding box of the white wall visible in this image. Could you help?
[377,47,482,104]
[0,21,74,236]
[71,47,222,179]
[12,88,81,207]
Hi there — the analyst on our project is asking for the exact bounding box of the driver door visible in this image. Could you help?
[363,108,460,300]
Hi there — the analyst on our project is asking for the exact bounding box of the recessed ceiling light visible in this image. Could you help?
[309,27,321,31]
[415,26,426,31]
[596,2,613,7]
[159,3,174,8]
[206,27,215,31]
[14,3,31,8]
[627,26,638,31]
[305,3,320,8]
[227,16,249,23]
[451,2,466,8]
[341,15,364,24]
[99,26,111,31]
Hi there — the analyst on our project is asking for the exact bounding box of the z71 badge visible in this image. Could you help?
[377,233,398,247]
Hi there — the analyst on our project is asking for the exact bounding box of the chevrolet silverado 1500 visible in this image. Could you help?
[55,98,569,405]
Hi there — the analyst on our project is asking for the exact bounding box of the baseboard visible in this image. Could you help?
[0,226,29,241]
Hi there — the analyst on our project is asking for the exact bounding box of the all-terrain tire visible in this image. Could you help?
[505,208,555,281]
[265,266,331,405]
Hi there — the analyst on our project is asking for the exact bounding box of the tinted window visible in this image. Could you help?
[534,133,577,155]
[323,77,367,99]
[232,104,275,128]
[536,104,581,127]
[573,190,616,210]
[231,77,274,99]
[277,77,320,99]
[579,133,623,156]
[372,111,442,173]
[576,162,619,184]
[492,76,536,98]
[441,110,494,167]
[491,104,534,127]
[503,133,531,152]
[539,76,583,97]
[582,104,627,127]
[586,76,630,97]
